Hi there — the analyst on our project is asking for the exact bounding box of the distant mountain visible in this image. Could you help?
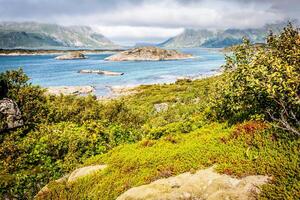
[160,21,295,48]
[134,42,158,47]
[0,22,118,49]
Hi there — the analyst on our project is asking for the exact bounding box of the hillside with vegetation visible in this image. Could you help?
[0,22,117,49]
[0,24,299,200]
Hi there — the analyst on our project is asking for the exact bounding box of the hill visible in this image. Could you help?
[0,22,118,49]
[160,21,292,48]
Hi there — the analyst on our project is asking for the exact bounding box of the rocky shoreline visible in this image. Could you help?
[44,71,221,98]
[46,86,95,96]
[0,49,123,56]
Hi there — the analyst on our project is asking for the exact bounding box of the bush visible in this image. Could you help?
[0,69,48,129]
[212,23,300,135]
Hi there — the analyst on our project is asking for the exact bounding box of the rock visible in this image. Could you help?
[117,167,270,200]
[154,103,168,112]
[55,52,87,60]
[0,98,23,131]
[36,175,69,198]
[68,165,107,182]
[46,86,95,96]
[36,165,107,198]
[105,46,193,61]
[78,69,124,76]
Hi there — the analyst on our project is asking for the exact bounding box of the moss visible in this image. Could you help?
[38,123,299,200]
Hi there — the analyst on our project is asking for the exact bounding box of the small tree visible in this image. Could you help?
[212,23,300,135]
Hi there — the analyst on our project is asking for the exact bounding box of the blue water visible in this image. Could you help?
[0,48,225,96]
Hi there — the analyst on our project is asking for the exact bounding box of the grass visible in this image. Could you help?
[38,122,300,200]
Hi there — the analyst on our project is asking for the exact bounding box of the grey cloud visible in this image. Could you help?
[0,0,299,26]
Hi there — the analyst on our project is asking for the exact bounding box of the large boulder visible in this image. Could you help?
[68,165,107,182]
[0,98,23,131]
[117,167,270,200]
[105,46,193,61]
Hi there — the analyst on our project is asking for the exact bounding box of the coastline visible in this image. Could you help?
[0,49,124,56]
[45,70,222,99]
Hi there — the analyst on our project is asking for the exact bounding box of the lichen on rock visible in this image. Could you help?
[0,98,23,131]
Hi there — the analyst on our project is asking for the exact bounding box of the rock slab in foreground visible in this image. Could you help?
[105,46,193,61]
[79,69,124,76]
[55,52,87,60]
[0,98,23,131]
[117,167,270,200]
[46,86,95,96]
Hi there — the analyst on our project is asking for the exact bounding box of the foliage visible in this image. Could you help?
[36,122,299,200]
[212,23,300,135]
[0,69,48,129]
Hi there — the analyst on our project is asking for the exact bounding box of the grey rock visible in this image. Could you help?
[0,98,23,131]
[154,103,169,112]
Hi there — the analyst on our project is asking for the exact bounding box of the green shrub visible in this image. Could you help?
[0,69,48,129]
[212,23,300,135]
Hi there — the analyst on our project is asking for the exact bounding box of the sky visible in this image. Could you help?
[0,0,299,45]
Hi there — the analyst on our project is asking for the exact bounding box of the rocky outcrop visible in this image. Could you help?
[117,167,270,200]
[78,69,124,76]
[46,86,95,96]
[105,47,193,61]
[154,103,168,112]
[0,98,23,131]
[55,52,87,60]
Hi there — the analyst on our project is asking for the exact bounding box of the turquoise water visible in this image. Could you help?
[0,48,225,96]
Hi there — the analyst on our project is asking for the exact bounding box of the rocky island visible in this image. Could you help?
[78,69,124,76]
[55,52,87,60]
[105,46,193,61]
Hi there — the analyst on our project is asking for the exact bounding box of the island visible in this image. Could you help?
[55,52,87,60]
[78,69,124,76]
[105,46,193,61]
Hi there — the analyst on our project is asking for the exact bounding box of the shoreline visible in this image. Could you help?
[45,71,222,99]
[0,49,124,56]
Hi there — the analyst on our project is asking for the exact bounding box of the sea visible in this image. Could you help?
[0,48,225,96]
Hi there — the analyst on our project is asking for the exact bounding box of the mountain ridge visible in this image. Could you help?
[0,22,118,49]
[159,21,297,48]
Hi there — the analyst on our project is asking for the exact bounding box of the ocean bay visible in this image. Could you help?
[0,48,225,96]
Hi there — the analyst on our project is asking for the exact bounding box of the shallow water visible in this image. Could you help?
[0,48,225,96]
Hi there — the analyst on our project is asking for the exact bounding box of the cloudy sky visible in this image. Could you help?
[0,0,299,45]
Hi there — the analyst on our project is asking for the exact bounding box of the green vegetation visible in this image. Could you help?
[0,24,299,200]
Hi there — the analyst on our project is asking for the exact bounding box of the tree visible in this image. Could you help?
[212,23,300,135]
